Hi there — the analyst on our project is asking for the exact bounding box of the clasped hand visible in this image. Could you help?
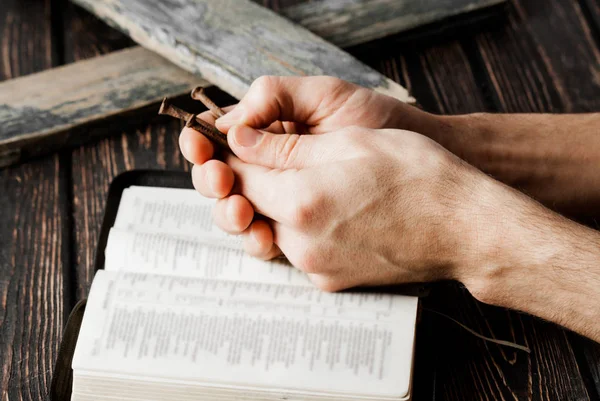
[179,76,508,294]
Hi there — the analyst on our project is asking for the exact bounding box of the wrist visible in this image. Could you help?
[387,102,446,137]
[458,178,600,335]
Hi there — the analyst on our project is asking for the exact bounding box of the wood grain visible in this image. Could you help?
[422,285,592,401]
[579,0,600,44]
[281,0,505,48]
[474,0,600,113]
[0,47,202,167]
[570,334,600,400]
[69,123,189,298]
[0,0,71,400]
[71,0,413,102]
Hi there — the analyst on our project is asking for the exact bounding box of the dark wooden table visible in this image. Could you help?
[1,0,599,399]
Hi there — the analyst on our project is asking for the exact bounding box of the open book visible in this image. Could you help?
[72,186,419,401]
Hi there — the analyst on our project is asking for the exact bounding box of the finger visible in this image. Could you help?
[179,127,214,164]
[191,161,234,199]
[196,105,237,126]
[228,125,336,169]
[242,220,282,259]
[215,76,354,132]
[212,194,254,234]
[182,106,236,158]
[271,224,312,270]
[201,106,304,137]
[225,155,299,223]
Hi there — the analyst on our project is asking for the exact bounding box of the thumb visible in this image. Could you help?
[228,124,329,169]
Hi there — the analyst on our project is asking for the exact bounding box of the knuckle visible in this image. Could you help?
[294,244,334,275]
[288,202,313,230]
[310,275,344,293]
[295,246,321,274]
[251,75,278,94]
[286,191,324,230]
[408,138,448,172]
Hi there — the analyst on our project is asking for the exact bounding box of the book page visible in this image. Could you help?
[73,271,418,399]
[114,186,241,249]
[104,228,312,286]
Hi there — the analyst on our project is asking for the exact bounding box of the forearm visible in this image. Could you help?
[395,108,600,339]
[399,109,600,216]
[462,179,600,341]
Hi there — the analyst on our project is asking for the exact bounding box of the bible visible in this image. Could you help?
[70,184,419,401]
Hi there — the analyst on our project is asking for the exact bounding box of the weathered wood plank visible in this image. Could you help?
[0,47,202,167]
[0,0,71,400]
[1,0,508,168]
[3,0,503,168]
[281,0,505,48]
[71,0,414,103]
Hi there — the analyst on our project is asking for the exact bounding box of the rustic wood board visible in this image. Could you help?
[71,0,414,103]
[0,0,508,168]
[0,47,201,167]
[282,0,505,48]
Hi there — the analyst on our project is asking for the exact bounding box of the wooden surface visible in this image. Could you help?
[0,0,506,168]
[282,0,505,48]
[71,0,413,102]
[0,1,71,400]
[1,0,599,400]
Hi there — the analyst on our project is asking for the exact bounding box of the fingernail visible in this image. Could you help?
[216,106,245,128]
[233,125,262,147]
